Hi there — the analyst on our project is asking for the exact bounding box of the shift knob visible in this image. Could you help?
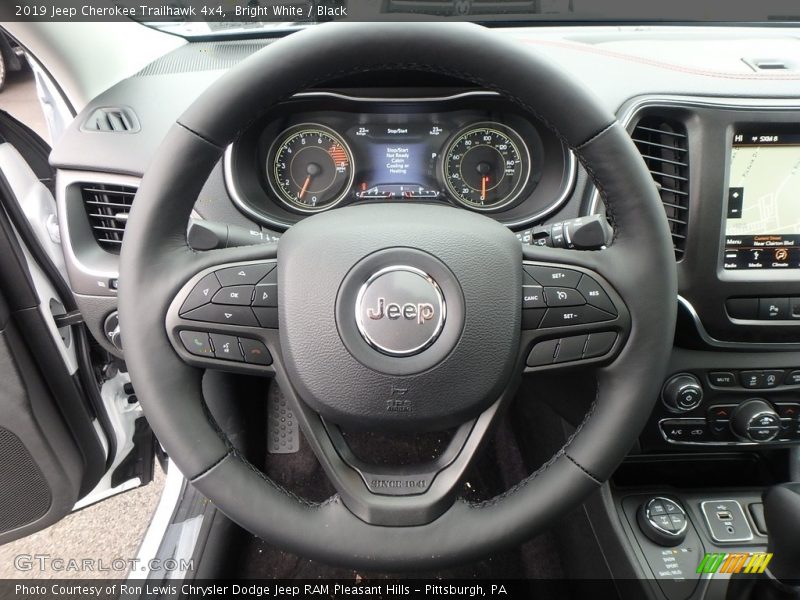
[764,483,800,584]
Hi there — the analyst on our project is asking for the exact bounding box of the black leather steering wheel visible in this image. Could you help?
[119,22,676,570]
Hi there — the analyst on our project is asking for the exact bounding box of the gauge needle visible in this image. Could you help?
[481,176,489,201]
[299,175,311,199]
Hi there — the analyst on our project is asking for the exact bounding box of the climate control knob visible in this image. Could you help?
[661,373,703,413]
[731,399,780,442]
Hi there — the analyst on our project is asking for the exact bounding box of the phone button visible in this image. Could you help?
[179,330,214,357]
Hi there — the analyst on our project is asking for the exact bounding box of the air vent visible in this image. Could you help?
[80,184,137,253]
[631,116,690,260]
[82,107,140,133]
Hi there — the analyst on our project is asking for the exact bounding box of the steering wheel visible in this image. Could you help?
[119,22,676,570]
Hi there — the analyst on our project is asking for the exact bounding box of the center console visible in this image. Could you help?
[586,97,800,600]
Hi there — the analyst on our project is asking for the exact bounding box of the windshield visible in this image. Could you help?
[136,0,800,38]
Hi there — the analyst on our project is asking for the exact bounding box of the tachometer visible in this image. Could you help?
[269,124,354,212]
[442,123,530,210]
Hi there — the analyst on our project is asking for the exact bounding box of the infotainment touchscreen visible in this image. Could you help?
[724,131,800,270]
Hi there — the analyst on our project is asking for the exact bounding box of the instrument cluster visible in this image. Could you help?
[225,92,576,230]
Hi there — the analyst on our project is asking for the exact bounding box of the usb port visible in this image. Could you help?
[717,511,732,521]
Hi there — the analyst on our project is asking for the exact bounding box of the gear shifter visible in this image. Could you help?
[727,483,800,600]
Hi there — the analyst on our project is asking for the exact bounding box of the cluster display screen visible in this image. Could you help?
[724,130,800,270]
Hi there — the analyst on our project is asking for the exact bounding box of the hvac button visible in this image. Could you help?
[216,263,275,287]
[180,273,221,314]
[212,285,254,306]
[179,330,213,357]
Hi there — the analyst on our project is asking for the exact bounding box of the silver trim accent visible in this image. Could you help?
[678,295,800,349]
[354,265,446,357]
[656,417,797,447]
[645,497,688,538]
[222,90,577,231]
[266,123,355,214]
[700,500,754,543]
[440,122,531,212]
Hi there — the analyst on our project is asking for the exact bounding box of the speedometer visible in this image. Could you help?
[441,123,530,210]
[268,124,354,213]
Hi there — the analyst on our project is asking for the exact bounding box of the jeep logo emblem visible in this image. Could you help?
[367,298,436,325]
[355,266,446,357]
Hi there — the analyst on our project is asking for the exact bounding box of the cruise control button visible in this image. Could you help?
[210,333,243,361]
[253,283,278,307]
[526,339,559,367]
[212,285,254,306]
[239,338,273,365]
[583,332,617,358]
[544,287,585,307]
[522,308,545,330]
[524,265,581,288]
[576,275,616,315]
[180,273,221,314]
[540,305,615,328]
[179,330,213,357]
[216,263,275,287]
[182,304,259,327]
[522,285,545,309]
[554,335,587,363]
[740,370,765,389]
[708,372,736,387]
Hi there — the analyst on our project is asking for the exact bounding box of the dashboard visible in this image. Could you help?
[224,92,575,230]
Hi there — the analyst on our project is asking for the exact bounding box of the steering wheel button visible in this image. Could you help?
[522,308,545,330]
[210,333,244,361]
[524,265,581,288]
[253,306,279,329]
[259,267,278,285]
[576,275,617,315]
[212,285,255,306]
[522,285,545,309]
[182,304,259,327]
[583,332,617,358]
[554,335,587,363]
[540,305,615,328]
[526,338,559,367]
[239,338,272,365]
[179,330,213,357]
[179,273,221,314]
[216,263,275,287]
[253,283,278,307]
[544,287,585,307]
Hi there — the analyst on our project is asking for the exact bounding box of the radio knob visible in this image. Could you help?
[731,399,780,442]
[661,374,703,413]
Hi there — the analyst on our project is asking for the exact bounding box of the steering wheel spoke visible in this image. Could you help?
[166,256,280,374]
[519,254,630,373]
